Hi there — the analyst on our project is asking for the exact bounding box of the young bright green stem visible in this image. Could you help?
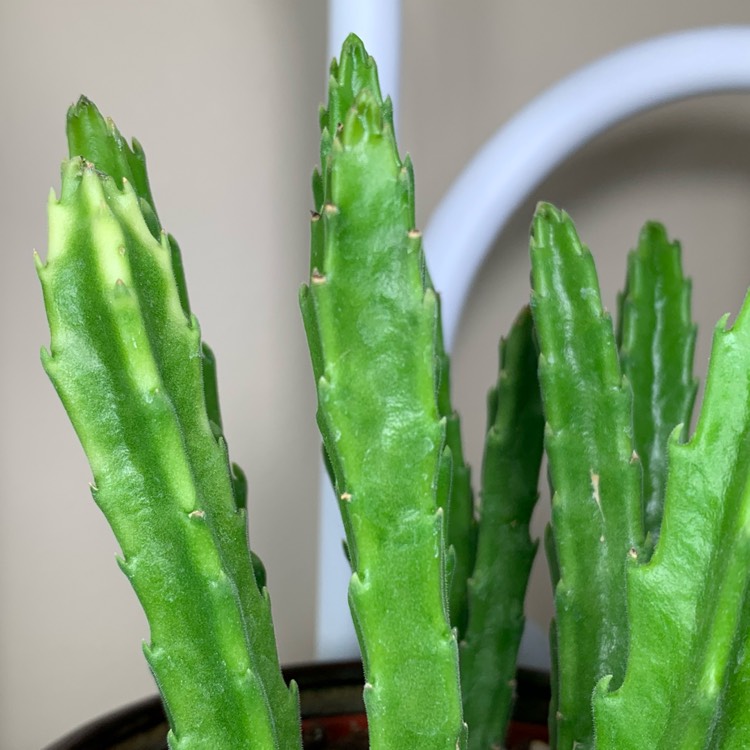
[616,223,697,546]
[39,107,300,749]
[594,293,750,748]
[68,97,252,535]
[529,203,644,750]
[300,35,465,750]
[460,307,544,750]
[67,95,157,217]
[67,97,192,327]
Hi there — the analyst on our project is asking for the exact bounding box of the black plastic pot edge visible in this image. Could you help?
[45,661,550,750]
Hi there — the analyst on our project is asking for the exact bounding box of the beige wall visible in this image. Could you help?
[2,2,750,747]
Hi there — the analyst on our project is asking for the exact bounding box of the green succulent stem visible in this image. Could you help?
[433,286,477,640]
[529,203,644,750]
[594,288,750,749]
[300,35,465,750]
[460,307,544,750]
[39,101,300,750]
[616,222,697,548]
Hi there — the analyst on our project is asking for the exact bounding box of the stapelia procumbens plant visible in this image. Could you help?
[37,33,750,750]
[531,205,750,749]
[38,99,301,750]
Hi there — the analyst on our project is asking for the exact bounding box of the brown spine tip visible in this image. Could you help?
[310,210,321,222]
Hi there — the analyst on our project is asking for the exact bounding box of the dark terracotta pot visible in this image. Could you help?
[46,661,549,750]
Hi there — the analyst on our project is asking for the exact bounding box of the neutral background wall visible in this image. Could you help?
[3,2,750,747]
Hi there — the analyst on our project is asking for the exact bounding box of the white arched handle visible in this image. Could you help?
[426,26,750,349]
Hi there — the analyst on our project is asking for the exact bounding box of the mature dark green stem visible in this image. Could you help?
[595,293,750,748]
[433,290,477,640]
[529,203,644,750]
[460,307,543,750]
[616,222,697,548]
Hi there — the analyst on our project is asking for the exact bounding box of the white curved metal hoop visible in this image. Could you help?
[315,21,750,663]
[426,26,750,349]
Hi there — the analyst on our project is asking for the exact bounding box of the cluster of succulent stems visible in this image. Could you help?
[38,33,750,750]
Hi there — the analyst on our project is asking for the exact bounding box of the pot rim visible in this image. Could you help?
[45,660,550,750]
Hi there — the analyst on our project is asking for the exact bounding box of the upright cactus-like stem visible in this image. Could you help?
[39,101,300,750]
[616,223,697,548]
[300,35,465,750]
[460,307,544,750]
[529,203,645,750]
[433,289,477,640]
[594,275,750,749]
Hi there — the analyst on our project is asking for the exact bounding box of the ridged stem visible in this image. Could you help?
[616,222,697,547]
[433,287,477,639]
[39,102,300,750]
[594,296,750,748]
[300,35,465,750]
[460,307,544,750]
[529,203,644,750]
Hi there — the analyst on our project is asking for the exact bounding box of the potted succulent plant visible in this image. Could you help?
[38,33,750,750]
